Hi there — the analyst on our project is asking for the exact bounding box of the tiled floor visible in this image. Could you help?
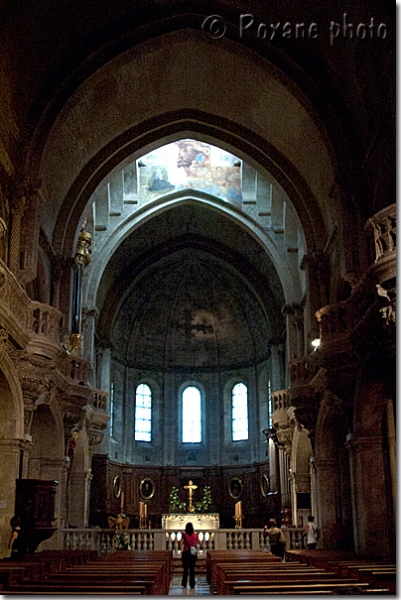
[169,575,211,595]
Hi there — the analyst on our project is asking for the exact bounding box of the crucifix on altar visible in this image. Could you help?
[184,480,198,512]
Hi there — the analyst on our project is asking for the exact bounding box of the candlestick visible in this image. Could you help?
[120,491,124,511]
[235,502,238,516]
[144,503,147,517]
[238,501,242,516]
[139,501,143,517]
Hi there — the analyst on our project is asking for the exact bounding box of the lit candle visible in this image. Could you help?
[120,491,124,511]
[144,503,147,517]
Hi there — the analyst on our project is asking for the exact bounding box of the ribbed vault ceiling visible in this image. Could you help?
[97,203,285,370]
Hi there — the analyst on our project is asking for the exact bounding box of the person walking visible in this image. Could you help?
[180,522,200,589]
[305,515,319,549]
[266,518,286,560]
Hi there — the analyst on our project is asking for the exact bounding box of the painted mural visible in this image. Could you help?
[138,140,242,205]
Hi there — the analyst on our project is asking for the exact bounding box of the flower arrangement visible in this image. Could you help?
[113,529,130,550]
[194,486,213,513]
[168,486,187,513]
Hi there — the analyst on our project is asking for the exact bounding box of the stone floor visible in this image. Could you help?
[169,575,211,595]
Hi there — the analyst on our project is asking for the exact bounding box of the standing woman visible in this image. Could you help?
[180,522,200,589]
[305,515,319,549]
[267,518,286,560]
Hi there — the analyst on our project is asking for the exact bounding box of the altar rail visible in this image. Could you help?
[58,527,306,556]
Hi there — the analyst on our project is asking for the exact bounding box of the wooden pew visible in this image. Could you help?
[206,550,281,592]
[232,581,372,594]
[3,549,173,596]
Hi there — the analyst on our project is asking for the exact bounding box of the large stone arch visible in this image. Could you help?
[28,30,338,255]
[84,193,297,315]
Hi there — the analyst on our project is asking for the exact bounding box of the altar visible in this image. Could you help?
[162,513,220,531]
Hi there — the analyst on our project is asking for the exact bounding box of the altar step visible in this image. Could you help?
[173,557,207,575]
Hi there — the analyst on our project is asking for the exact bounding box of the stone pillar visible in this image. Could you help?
[0,438,24,556]
[97,347,111,454]
[314,458,338,547]
[68,470,93,528]
[300,253,329,341]
[18,180,42,287]
[386,401,396,523]
[8,187,27,274]
[348,435,391,558]
[82,307,99,384]
[39,458,69,536]
[269,341,285,391]
[282,304,304,361]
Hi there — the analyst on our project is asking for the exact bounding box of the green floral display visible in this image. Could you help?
[194,486,213,513]
[113,529,130,550]
[168,486,187,513]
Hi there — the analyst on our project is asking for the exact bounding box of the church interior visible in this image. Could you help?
[0,0,395,592]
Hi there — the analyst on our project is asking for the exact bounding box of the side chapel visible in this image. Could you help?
[0,0,395,561]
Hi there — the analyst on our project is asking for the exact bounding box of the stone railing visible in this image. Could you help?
[271,390,289,412]
[59,528,283,555]
[62,355,92,383]
[283,527,307,550]
[289,357,319,384]
[91,390,108,411]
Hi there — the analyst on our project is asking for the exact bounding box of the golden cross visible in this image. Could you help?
[184,480,198,513]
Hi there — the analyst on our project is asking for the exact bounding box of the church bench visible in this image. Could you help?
[73,562,172,592]
[238,589,390,596]
[212,560,294,593]
[341,564,396,579]
[325,560,393,576]
[5,583,149,594]
[215,563,320,593]
[348,568,396,594]
[206,549,278,575]
[218,569,331,593]
[5,592,142,595]
[46,572,161,594]
[222,578,365,595]
[231,581,371,594]
[0,562,46,583]
[285,550,357,568]
[206,551,281,590]
[14,549,98,571]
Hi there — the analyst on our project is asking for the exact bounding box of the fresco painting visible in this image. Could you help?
[138,140,242,205]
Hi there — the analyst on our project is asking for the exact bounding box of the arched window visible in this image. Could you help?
[182,386,202,443]
[232,382,248,441]
[135,384,152,441]
[110,382,115,437]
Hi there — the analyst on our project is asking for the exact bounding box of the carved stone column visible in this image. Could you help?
[0,438,25,556]
[82,306,99,379]
[18,179,42,287]
[347,435,392,558]
[300,252,330,336]
[39,458,69,533]
[68,470,93,528]
[314,457,339,547]
[9,184,28,274]
[282,303,304,360]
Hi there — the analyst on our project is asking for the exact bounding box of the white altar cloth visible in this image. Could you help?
[162,513,220,530]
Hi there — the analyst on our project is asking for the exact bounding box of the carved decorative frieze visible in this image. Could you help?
[366,204,396,262]
[376,284,396,331]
